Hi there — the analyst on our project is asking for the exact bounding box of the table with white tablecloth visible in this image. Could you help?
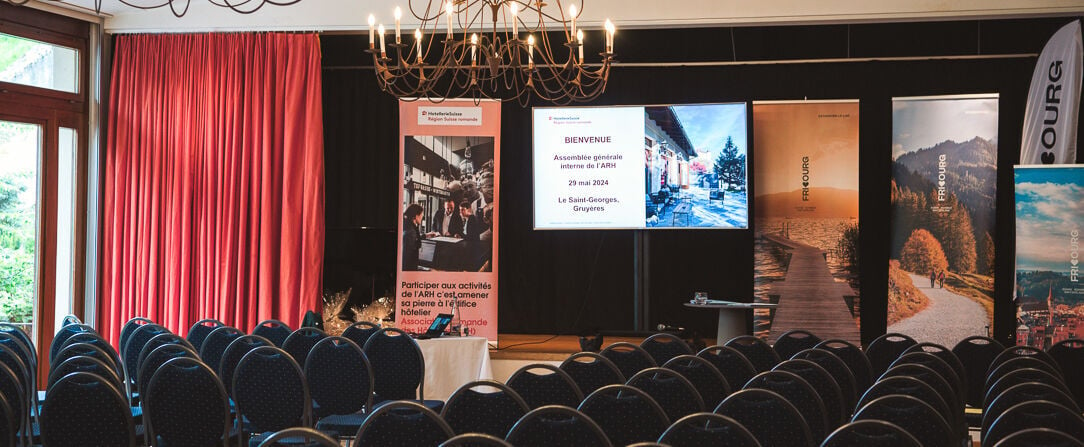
[415,336,493,401]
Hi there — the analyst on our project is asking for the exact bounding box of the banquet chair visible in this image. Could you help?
[363,328,435,407]
[281,327,327,367]
[218,335,274,398]
[640,333,693,365]
[232,346,315,447]
[890,351,965,404]
[252,319,293,348]
[0,331,36,430]
[880,362,964,435]
[505,405,612,447]
[354,400,454,447]
[663,354,731,409]
[852,395,955,447]
[856,376,953,436]
[0,361,27,447]
[600,342,657,381]
[714,388,814,447]
[47,356,123,391]
[341,321,382,349]
[507,363,584,409]
[743,370,828,443]
[143,357,231,447]
[53,342,122,379]
[814,339,872,393]
[441,380,528,438]
[697,345,758,391]
[865,333,917,378]
[577,384,670,447]
[790,348,859,418]
[982,382,1080,439]
[985,368,1071,409]
[134,333,193,391]
[951,335,1004,407]
[902,342,968,397]
[773,358,846,428]
[991,427,1084,447]
[120,323,170,399]
[48,323,94,365]
[627,367,704,422]
[187,318,227,354]
[987,357,1065,392]
[989,345,1060,377]
[0,392,14,447]
[118,317,154,361]
[560,352,625,396]
[820,420,921,447]
[40,372,136,447]
[983,400,1084,447]
[771,329,822,362]
[199,326,244,375]
[439,433,514,447]
[657,412,761,447]
[725,335,781,373]
[136,344,200,402]
[1047,338,1084,405]
[305,336,373,439]
[258,427,339,447]
[60,315,81,327]
[57,332,122,375]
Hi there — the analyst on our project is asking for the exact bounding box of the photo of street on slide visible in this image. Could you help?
[532,103,748,230]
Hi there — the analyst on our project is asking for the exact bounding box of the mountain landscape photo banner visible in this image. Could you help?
[887,94,998,348]
[752,100,860,346]
[1014,165,1084,349]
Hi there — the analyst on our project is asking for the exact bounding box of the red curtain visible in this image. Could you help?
[99,33,325,347]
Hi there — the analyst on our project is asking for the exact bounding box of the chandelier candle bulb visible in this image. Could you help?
[378,24,386,55]
[394,6,402,44]
[470,33,478,64]
[605,19,615,53]
[577,29,584,61]
[511,3,518,36]
[527,34,535,68]
[415,29,423,62]
[368,14,375,48]
[569,4,577,41]
[445,1,453,39]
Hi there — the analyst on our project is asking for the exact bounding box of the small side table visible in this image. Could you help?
[684,300,778,345]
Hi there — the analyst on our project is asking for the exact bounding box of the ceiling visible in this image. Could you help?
[29,0,1084,33]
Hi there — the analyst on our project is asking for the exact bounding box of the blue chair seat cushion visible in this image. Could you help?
[316,413,366,435]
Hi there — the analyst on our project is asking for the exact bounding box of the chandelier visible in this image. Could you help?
[3,0,301,17]
[367,0,615,105]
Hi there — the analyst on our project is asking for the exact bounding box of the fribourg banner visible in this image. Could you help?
[887,94,998,348]
[1014,165,1084,349]
[397,99,500,342]
[752,100,861,346]
[1020,20,1082,165]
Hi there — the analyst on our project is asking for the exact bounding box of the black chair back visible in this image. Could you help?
[53,342,122,379]
[118,317,154,358]
[355,400,454,447]
[41,372,136,447]
[640,333,693,365]
[136,344,200,403]
[1047,338,1084,405]
[714,388,814,447]
[232,346,311,434]
[773,358,846,428]
[951,335,1004,407]
[880,362,963,433]
[657,412,761,447]
[507,363,584,409]
[772,329,822,362]
[902,342,968,399]
[0,361,25,447]
[506,405,612,447]
[134,332,192,393]
[856,376,953,433]
[143,357,230,447]
[0,392,13,447]
[578,384,669,447]
[985,367,1071,409]
[987,356,1065,391]
[982,382,1080,439]
[341,321,381,348]
[983,400,1084,447]
[725,336,781,373]
[791,348,858,414]
[560,352,625,396]
[697,345,757,390]
[186,318,226,354]
[744,370,828,443]
[58,332,122,375]
[989,345,1060,377]
[48,323,94,365]
[865,333,916,378]
[441,380,529,437]
[600,342,656,380]
[363,327,426,401]
[890,351,965,404]
[252,319,293,347]
[121,323,170,390]
[664,354,731,409]
[48,356,123,391]
[627,367,704,422]
[305,336,373,416]
[991,427,1084,447]
[814,339,872,393]
[282,327,327,366]
[198,326,243,374]
[852,394,954,447]
[821,420,921,447]
[218,334,273,397]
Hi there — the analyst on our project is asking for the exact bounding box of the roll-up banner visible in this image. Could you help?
[887,94,998,347]
[1014,165,1084,349]
[397,99,501,342]
[1020,20,1082,165]
[752,100,861,345]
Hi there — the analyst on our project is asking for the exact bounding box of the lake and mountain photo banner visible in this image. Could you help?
[397,99,500,342]
[1014,165,1084,349]
[752,100,861,346]
[887,94,998,348]
[1020,20,1082,165]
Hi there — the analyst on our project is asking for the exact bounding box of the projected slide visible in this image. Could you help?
[533,103,748,230]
